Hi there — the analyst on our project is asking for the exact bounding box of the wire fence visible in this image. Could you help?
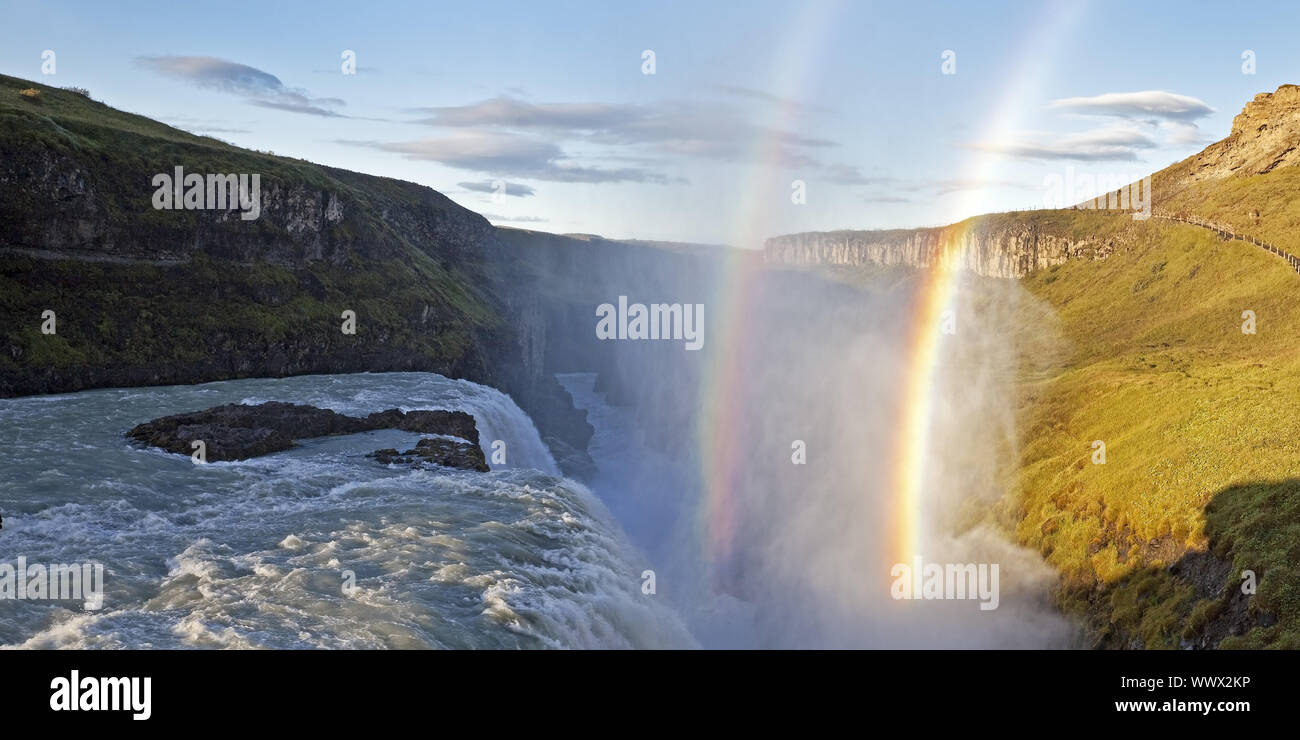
[1152,211,1300,274]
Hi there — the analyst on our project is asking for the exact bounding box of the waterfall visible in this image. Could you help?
[444,379,560,476]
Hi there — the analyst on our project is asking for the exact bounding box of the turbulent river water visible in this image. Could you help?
[0,372,695,649]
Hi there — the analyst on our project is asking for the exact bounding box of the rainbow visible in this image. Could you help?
[886,4,1084,566]
[696,0,839,576]
[697,2,1084,582]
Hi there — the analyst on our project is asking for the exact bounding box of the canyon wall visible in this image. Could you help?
[763,213,1125,278]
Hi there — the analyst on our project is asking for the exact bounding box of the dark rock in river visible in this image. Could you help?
[396,410,480,444]
[368,437,489,472]
[127,401,481,462]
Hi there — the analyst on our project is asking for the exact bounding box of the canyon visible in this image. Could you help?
[7,72,1300,649]
[0,73,719,475]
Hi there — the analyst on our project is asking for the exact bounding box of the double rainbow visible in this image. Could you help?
[696,1,1082,577]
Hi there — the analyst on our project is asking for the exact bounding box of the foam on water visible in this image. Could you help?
[0,372,693,649]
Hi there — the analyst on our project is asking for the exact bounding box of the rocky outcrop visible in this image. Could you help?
[368,437,489,472]
[1158,84,1300,194]
[126,401,480,462]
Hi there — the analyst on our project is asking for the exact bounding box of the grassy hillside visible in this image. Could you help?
[1160,167,1300,254]
[0,73,509,396]
[0,73,462,230]
[1013,215,1300,648]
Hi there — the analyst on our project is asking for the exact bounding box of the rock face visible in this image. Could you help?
[1159,84,1300,192]
[126,401,480,462]
[0,76,507,396]
[543,435,599,480]
[763,217,1119,278]
[368,437,489,472]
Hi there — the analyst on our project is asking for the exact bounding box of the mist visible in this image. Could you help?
[557,254,1076,648]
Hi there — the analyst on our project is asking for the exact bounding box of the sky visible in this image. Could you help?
[2,0,1298,247]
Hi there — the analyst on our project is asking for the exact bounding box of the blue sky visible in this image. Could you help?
[3,0,1297,246]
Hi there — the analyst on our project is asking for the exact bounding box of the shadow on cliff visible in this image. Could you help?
[1072,478,1299,649]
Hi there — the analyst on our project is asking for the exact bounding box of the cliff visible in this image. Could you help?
[1158,83,1300,195]
[0,74,508,390]
[764,211,1134,278]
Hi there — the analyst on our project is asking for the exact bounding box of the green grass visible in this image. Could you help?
[1012,215,1300,647]
[1160,167,1300,255]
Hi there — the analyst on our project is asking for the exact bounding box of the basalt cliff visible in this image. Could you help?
[763,211,1134,278]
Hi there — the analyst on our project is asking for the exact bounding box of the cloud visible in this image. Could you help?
[343,132,557,170]
[858,177,1026,204]
[973,91,1214,164]
[927,178,1027,195]
[973,124,1160,161]
[189,126,252,134]
[482,213,548,223]
[408,98,641,130]
[339,132,678,184]
[376,94,863,186]
[1159,120,1211,147]
[159,116,253,134]
[406,95,835,167]
[711,85,831,113]
[136,56,347,117]
[458,180,537,197]
[1048,90,1214,121]
[819,165,893,186]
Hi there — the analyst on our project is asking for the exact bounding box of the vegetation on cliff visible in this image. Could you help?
[1014,216,1300,648]
[0,73,505,395]
[1002,86,1300,648]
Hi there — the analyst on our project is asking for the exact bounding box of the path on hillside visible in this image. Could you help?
[1151,212,1300,275]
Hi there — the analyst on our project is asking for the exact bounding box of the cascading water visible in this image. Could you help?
[0,372,693,649]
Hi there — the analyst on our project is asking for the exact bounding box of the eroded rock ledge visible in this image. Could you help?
[126,401,483,468]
